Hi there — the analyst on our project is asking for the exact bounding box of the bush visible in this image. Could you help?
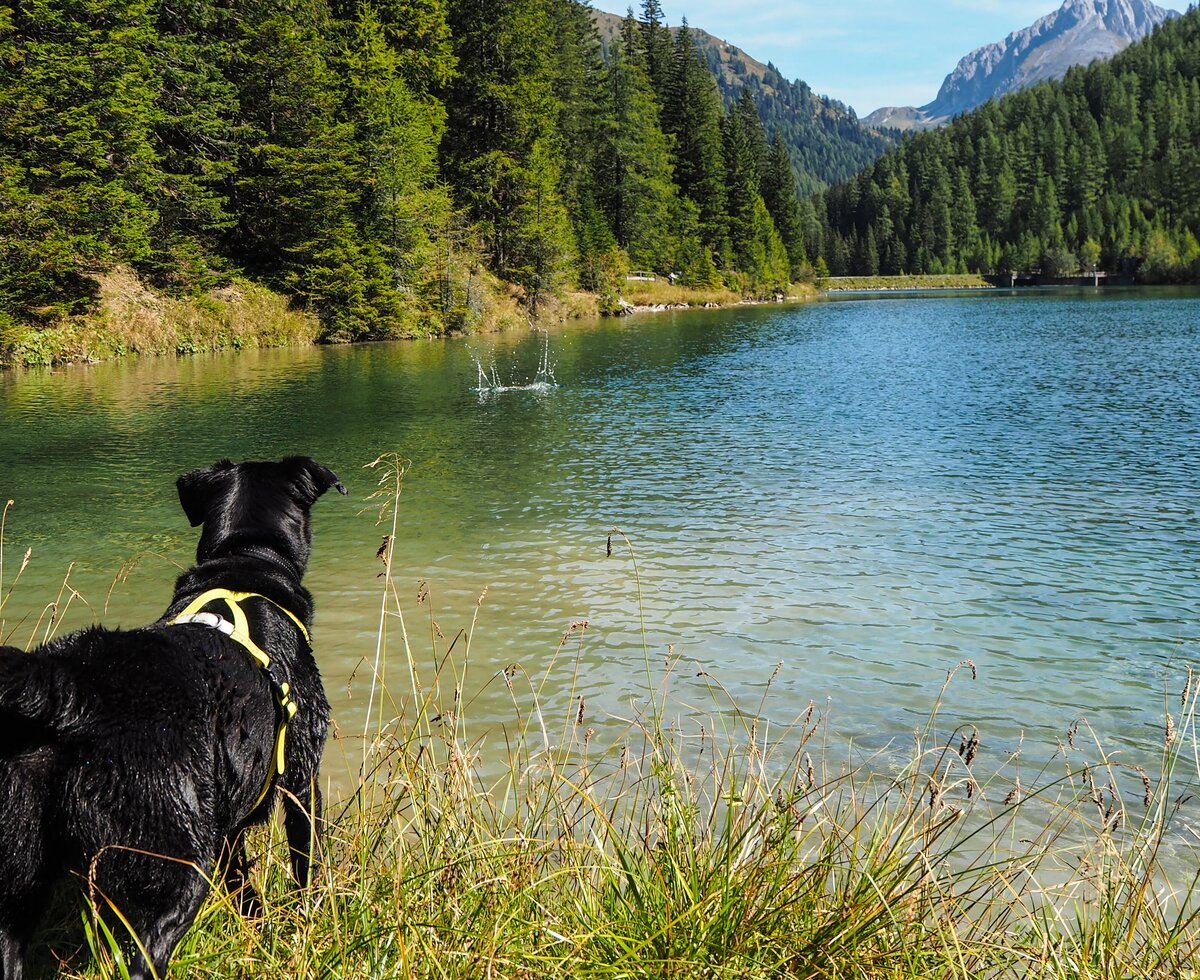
[1040,245,1079,277]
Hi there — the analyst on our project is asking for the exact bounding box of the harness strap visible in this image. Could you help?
[170,588,308,811]
[173,588,310,661]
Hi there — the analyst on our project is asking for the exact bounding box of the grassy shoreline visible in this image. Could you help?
[0,269,1028,372]
[0,268,322,369]
[0,270,818,371]
[6,466,1200,978]
[616,278,817,313]
[822,273,995,291]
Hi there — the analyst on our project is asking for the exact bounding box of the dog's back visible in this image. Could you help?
[0,455,343,980]
[0,625,278,965]
[0,643,65,969]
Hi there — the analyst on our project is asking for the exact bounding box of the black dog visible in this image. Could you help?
[0,457,345,979]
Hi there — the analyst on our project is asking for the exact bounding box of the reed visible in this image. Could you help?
[5,466,1198,979]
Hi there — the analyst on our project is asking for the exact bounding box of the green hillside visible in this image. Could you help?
[815,7,1200,281]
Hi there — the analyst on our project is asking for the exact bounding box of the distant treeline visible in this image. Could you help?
[813,7,1200,282]
[0,0,817,343]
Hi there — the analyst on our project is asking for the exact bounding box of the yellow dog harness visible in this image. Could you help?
[170,589,308,810]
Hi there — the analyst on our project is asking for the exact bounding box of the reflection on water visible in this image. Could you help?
[2,289,1199,795]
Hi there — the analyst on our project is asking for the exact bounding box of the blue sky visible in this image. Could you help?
[591,0,1183,115]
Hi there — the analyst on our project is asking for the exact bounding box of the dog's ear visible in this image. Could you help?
[176,460,236,527]
[285,456,348,505]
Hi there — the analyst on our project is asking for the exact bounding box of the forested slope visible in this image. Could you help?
[814,7,1200,281]
[591,7,894,196]
[0,0,817,351]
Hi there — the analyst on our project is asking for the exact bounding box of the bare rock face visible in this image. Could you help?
[865,0,1177,131]
[924,0,1176,116]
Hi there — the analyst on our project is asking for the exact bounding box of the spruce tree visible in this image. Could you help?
[618,7,639,62]
[546,0,611,285]
[722,104,758,270]
[226,3,386,338]
[330,0,456,96]
[662,21,727,263]
[0,0,162,317]
[722,103,787,293]
[594,47,683,271]
[733,90,767,188]
[761,135,806,274]
[638,0,674,105]
[441,0,573,303]
[144,0,239,290]
[341,6,452,332]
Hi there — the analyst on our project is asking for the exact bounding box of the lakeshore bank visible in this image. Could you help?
[0,268,817,370]
[822,273,995,291]
[6,267,1162,371]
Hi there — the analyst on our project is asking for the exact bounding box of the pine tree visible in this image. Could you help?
[144,0,240,290]
[330,0,456,96]
[546,0,611,285]
[869,227,886,275]
[733,90,767,188]
[618,7,639,61]
[638,0,674,105]
[442,0,573,301]
[761,134,807,274]
[509,138,575,310]
[662,21,727,262]
[722,104,757,269]
[341,6,452,332]
[0,151,69,322]
[722,102,787,293]
[594,47,683,271]
[0,0,163,316]
[226,3,385,338]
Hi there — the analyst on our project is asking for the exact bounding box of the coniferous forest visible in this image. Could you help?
[817,7,1200,282]
[0,0,816,344]
[2,1,1200,353]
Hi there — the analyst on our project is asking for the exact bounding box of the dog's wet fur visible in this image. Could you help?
[0,457,345,979]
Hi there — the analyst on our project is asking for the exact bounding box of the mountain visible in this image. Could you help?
[591,9,895,194]
[864,0,1178,131]
[822,6,1200,282]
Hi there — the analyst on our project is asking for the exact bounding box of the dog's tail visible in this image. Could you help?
[0,643,82,737]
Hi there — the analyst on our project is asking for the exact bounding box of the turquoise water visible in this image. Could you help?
[2,288,1198,776]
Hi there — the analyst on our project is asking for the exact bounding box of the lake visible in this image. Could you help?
[2,287,1199,786]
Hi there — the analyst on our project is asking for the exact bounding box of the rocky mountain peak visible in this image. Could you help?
[1062,0,1168,36]
[865,0,1177,131]
[924,0,1176,118]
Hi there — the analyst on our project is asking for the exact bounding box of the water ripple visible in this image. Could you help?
[1,290,1198,773]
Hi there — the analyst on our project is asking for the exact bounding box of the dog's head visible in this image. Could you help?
[177,457,347,574]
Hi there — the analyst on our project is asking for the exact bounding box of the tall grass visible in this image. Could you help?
[618,280,743,309]
[0,268,320,369]
[5,462,1200,978]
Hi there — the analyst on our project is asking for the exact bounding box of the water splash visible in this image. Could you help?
[471,331,557,395]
